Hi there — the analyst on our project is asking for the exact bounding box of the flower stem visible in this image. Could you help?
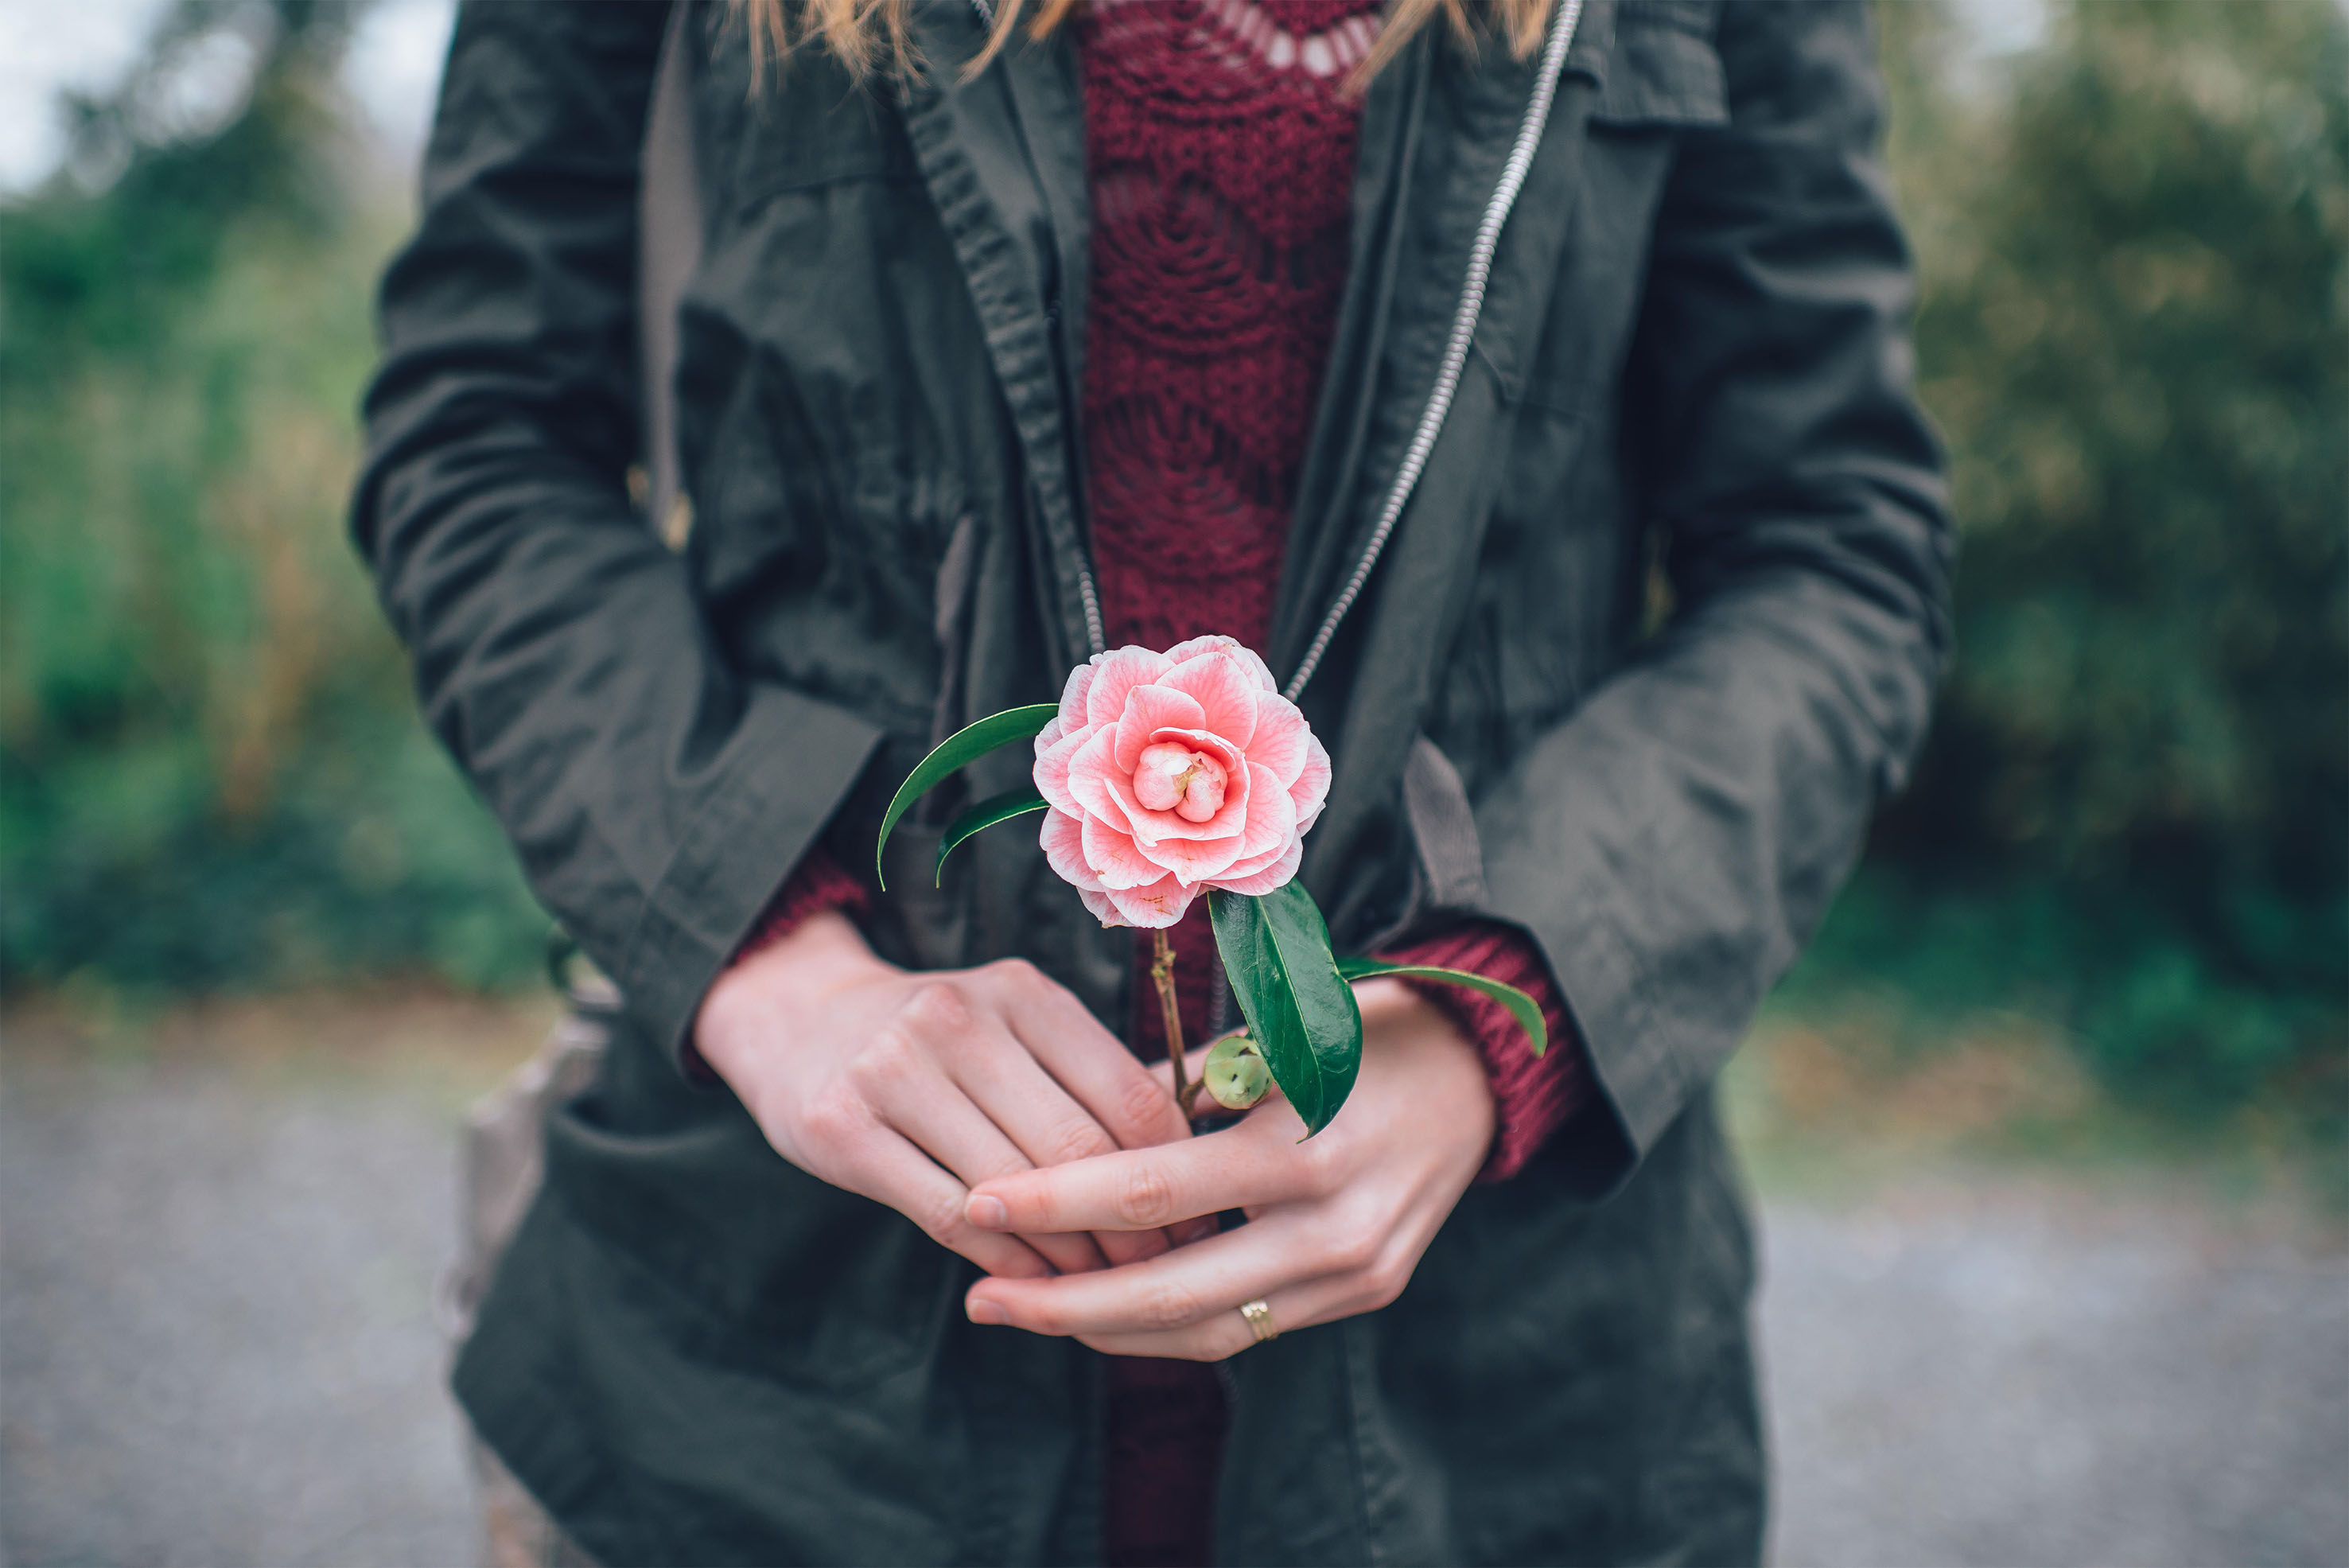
[1150,929,1200,1119]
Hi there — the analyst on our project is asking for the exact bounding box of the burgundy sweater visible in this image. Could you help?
[732,4,1591,1559]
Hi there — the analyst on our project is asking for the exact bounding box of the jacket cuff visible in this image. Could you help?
[734,847,874,960]
[1378,920,1591,1182]
[608,683,883,1078]
[675,848,876,1084]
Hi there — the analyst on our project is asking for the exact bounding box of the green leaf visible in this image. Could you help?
[1336,957,1549,1057]
[934,788,1048,884]
[1208,883,1362,1136]
[873,704,1060,889]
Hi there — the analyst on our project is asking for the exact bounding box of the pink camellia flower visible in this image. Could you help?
[1033,636,1332,928]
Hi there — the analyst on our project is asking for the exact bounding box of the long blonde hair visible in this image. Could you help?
[737,0,1559,89]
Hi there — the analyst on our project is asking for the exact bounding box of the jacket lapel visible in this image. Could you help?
[1279,11,1615,940]
[900,1,1099,673]
[1270,27,1436,686]
[1277,9,1612,693]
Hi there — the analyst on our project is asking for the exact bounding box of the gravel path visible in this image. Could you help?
[4,1040,2343,1567]
[1762,1181,2348,1567]
[2,1056,475,1568]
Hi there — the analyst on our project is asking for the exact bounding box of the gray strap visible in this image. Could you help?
[638,2,702,540]
[1402,734,1488,912]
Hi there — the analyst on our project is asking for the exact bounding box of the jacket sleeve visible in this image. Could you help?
[1474,0,1952,1185]
[352,2,882,1064]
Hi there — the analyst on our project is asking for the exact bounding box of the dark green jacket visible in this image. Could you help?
[356,0,1948,1561]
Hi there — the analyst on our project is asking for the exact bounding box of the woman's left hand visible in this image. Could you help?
[959,979,1495,1360]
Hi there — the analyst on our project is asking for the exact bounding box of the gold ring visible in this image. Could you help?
[1239,1298,1278,1344]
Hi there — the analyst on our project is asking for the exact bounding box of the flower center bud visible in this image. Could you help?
[1134,742,1228,823]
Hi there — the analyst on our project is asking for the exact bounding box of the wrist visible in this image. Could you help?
[1352,975,1498,1151]
[1353,976,1473,1053]
[695,909,893,1086]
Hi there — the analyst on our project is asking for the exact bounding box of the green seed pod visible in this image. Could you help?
[1204,1032,1271,1111]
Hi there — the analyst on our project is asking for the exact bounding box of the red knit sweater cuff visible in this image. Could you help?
[682,849,870,1084]
[734,846,871,962]
[1379,920,1589,1183]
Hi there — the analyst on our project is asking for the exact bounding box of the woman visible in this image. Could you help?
[356,0,1948,1561]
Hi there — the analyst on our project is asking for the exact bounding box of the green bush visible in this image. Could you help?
[1,2,546,994]
[1846,0,2348,1101]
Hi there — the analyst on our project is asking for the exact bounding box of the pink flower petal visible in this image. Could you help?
[1162,635,1274,694]
[1239,691,1312,788]
[1161,632,1241,665]
[1112,683,1208,772]
[1056,662,1095,734]
[1106,873,1196,929]
[1235,759,1297,862]
[1131,823,1246,886]
[1100,767,1176,846]
[1210,837,1302,897]
[1081,814,1167,890]
[1083,646,1171,730]
[1289,731,1332,834]
[1039,807,1106,893]
[1155,648,1260,751]
[1214,838,1286,884]
[1156,727,1246,781]
[1065,726,1138,835]
[1032,726,1090,815]
[1076,885,1125,927]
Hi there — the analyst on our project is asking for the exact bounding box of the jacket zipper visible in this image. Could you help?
[967,0,1585,683]
[1281,0,1586,701]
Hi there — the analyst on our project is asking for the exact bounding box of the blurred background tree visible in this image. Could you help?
[2,0,2342,1119]
[1,0,544,992]
[1812,0,2348,1115]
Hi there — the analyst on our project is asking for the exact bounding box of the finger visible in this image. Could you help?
[1143,1044,1215,1105]
[1149,1045,1269,1245]
[965,1210,1337,1340]
[840,1126,1057,1280]
[986,959,1193,1151]
[1075,1272,1359,1362]
[871,1052,1109,1276]
[966,1099,1312,1235]
[945,1034,1172,1268]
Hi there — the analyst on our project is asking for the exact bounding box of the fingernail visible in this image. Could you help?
[967,1194,1009,1229]
[966,1297,1005,1325]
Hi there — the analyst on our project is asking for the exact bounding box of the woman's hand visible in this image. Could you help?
[694,909,1196,1281]
[956,979,1496,1358]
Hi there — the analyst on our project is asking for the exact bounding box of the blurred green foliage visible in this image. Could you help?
[2,2,546,993]
[1825,0,2348,1107]
[2,0,2342,1113]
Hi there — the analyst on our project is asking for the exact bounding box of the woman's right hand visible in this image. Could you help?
[693,909,1193,1280]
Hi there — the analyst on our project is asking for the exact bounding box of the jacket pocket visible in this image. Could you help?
[540,1006,955,1395]
[725,71,923,211]
[1589,0,1730,130]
